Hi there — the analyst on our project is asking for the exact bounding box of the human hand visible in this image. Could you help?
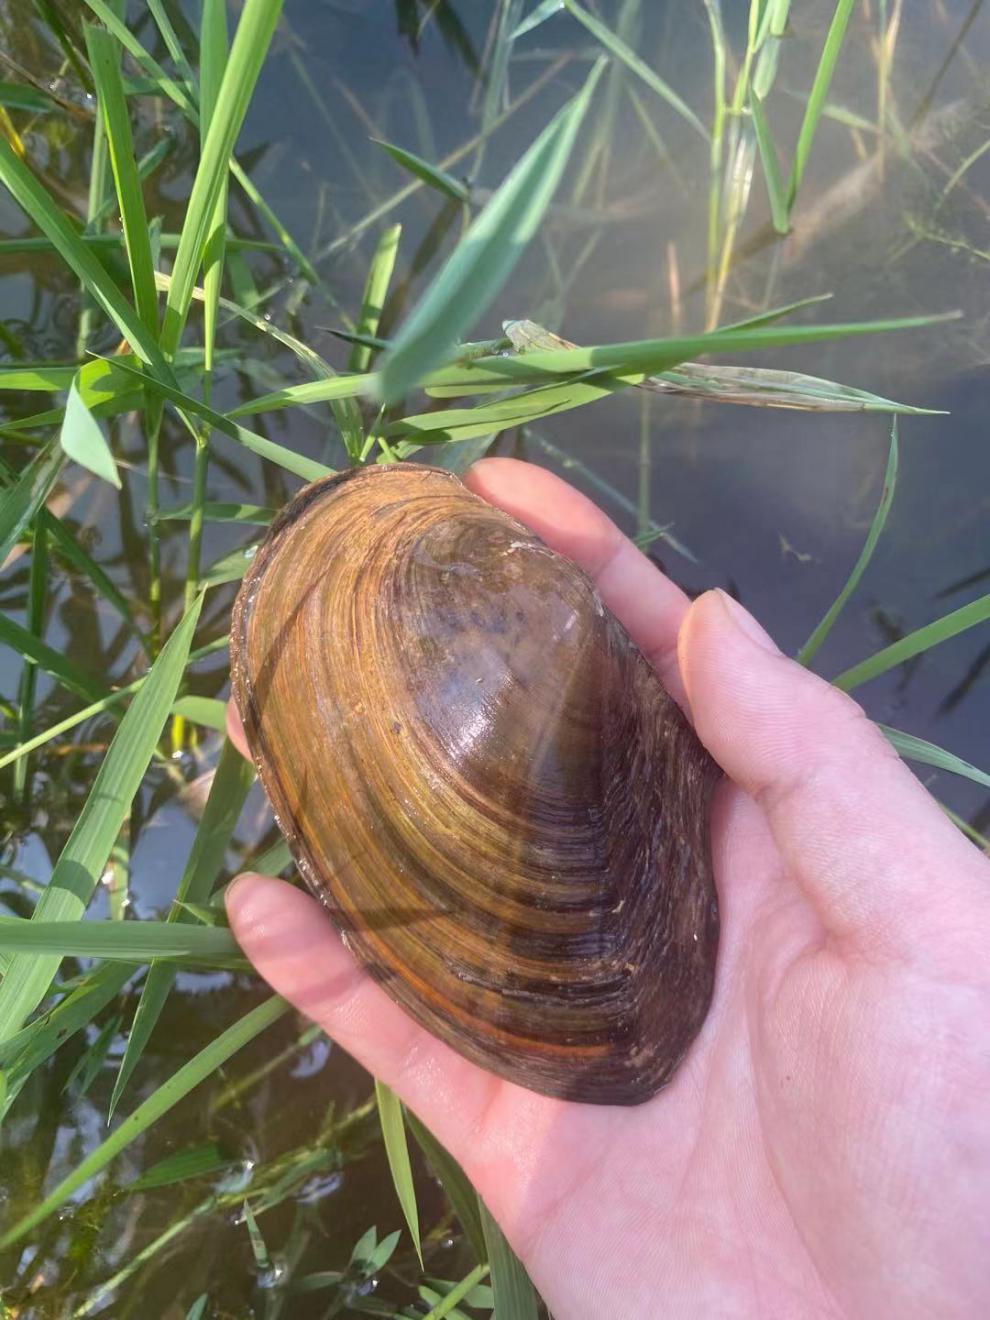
[225,458,990,1319]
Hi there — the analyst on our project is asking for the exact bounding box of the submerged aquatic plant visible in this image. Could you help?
[0,1,988,1315]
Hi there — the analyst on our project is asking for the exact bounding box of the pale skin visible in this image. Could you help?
[225,458,990,1319]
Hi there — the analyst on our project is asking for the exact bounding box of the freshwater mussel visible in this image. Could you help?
[230,464,719,1105]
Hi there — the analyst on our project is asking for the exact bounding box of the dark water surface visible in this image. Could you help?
[1,0,989,1314]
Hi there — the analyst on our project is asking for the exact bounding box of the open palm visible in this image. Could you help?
[227,459,990,1319]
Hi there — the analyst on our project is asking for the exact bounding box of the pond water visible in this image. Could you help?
[1,0,989,1314]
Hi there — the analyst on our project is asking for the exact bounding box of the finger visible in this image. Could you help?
[679,589,990,957]
[226,873,506,1153]
[465,457,691,705]
[227,701,250,760]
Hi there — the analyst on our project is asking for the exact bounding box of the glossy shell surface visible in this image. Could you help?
[231,464,719,1104]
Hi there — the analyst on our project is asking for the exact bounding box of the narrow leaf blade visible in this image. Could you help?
[377,60,604,403]
[375,1079,423,1267]
[0,595,204,1042]
[60,377,121,488]
[799,422,899,667]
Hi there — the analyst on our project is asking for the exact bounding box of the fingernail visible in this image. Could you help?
[714,589,779,654]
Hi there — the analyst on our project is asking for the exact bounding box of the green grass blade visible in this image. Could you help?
[200,0,229,383]
[59,376,121,488]
[161,0,284,356]
[879,726,990,791]
[0,82,59,113]
[479,1198,539,1320]
[0,994,289,1247]
[148,0,198,88]
[750,91,788,234]
[0,141,165,369]
[229,373,373,417]
[155,501,274,525]
[420,1265,491,1320]
[182,0,230,634]
[81,0,197,115]
[786,0,856,210]
[513,0,566,40]
[377,59,604,403]
[250,839,293,877]
[405,1110,487,1264]
[443,312,960,381]
[0,612,105,704]
[833,594,990,692]
[0,365,77,390]
[375,1079,423,1267]
[0,918,242,962]
[0,233,275,257]
[0,638,227,773]
[374,140,470,202]
[0,437,64,565]
[99,356,332,482]
[110,739,254,1116]
[563,0,707,140]
[226,157,319,285]
[89,135,174,225]
[41,507,149,652]
[84,22,159,335]
[0,594,203,1043]
[350,224,403,373]
[79,3,313,287]
[126,1142,234,1193]
[389,374,632,445]
[799,422,899,667]
[154,270,332,379]
[170,695,227,730]
[0,962,135,1087]
[720,293,833,330]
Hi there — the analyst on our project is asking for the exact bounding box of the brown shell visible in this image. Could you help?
[230,463,719,1105]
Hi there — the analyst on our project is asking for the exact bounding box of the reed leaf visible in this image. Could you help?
[0,995,289,1247]
[880,727,990,791]
[161,0,284,356]
[479,1199,539,1320]
[0,917,242,963]
[563,0,707,139]
[59,377,120,488]
[786,0,856,209]
[104,357,332,482]
[0,140,165,369]
[0,595,202,1043]
[109,740,255,1116]
[750,91,789,233]
[377,59,604,403]
[350,224,403,374]
[84,22,159,335]
[374,140,470,203]
[0,437,64,566]
[375,1080,423,1267]
[799,421,899,667]
[833,594,990,692]
[406,1110,487,1264]
[0,612,105,704]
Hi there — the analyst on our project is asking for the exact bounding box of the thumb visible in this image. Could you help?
[679,590,989,958]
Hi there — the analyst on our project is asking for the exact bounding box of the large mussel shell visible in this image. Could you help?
[230,464,719,1105]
